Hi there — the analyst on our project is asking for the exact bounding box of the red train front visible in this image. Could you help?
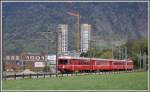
[58,56,134,73]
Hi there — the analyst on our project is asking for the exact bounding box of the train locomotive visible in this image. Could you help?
[58,56,133,73]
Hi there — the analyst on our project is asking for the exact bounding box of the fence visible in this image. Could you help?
[2,69,145,80]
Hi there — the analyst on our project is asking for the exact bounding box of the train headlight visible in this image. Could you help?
[62,65,64,68]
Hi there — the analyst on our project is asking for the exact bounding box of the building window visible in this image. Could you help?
[6,56,10,60]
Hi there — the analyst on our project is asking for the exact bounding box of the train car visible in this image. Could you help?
[111,59,133,70]
[92,58,112,71]
[58,56,134,73]
[58,56,93,73]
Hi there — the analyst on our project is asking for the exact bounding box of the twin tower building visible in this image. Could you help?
[57,24,91,54]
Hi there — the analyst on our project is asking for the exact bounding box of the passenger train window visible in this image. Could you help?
[58,59,68,65]
[63,60,68,65]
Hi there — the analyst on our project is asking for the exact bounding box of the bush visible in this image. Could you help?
[43,66,50,72]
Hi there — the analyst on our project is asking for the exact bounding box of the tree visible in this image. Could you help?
[100,50,112,59]
[43,66,50,72]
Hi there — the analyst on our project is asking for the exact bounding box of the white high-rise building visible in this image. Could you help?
[58,24,68,54]
[80,24,91,53]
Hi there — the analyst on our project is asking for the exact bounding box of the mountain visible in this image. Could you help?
[2,2,148,54]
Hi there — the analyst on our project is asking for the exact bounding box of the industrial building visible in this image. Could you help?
[80,24,91,53]
[4,53,47,72]
[58,24,68,54]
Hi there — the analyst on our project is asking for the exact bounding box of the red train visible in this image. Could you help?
[58,56,134,73]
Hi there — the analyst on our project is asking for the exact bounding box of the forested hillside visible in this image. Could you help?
[2,2,148,54]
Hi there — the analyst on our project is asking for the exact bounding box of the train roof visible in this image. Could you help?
[58,56,133,62]
[92,58,122,61]
[59,56,90,60]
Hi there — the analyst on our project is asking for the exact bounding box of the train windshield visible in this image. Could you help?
[58,59,68,65]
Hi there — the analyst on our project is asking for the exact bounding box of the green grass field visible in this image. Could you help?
[2,72,148,90]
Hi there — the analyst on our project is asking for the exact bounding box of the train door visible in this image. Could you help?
[109,61,113,70]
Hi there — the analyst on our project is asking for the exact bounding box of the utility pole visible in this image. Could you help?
[55,29,58,76]
[125,47,128,71]
[121,48,124,59]
[116,47,119,59]
[2,16,5,77]
[114,47,116,59]
[138,53,139,69]
[37,31,52,72]
[138,52,141,70]
[143,52,146,70]
[112,47,114,59]
[139,50,142,70]
[121,48,122,59]
[119,47,121,60]
[113,47,115,59]
[124,47,126,59]
[120,47,122,60]
[125,47,128,59]
[117,47,120,59]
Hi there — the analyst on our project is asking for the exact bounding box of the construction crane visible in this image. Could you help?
[67,11,81,53]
